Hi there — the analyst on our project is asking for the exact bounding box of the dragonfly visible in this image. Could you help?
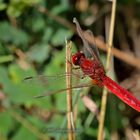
[24,18,140,112]
[72,17,140,112]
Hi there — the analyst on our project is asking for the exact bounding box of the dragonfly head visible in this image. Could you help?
[72,52,85,65]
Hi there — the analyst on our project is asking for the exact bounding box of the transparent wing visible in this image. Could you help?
[84,30,100,60]
[73,17,100,62]
[23,70,94,98]
[24,73,73,86]
[23,70,85,86]
[35,82,93,98]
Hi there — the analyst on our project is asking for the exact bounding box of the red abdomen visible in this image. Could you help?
[102,75,140,112]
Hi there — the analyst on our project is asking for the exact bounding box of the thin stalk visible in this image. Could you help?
[98,0,117,140]
[65,40,75,140]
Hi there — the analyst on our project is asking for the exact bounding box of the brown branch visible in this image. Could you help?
[98,0,117,139]
[37,6,76,31]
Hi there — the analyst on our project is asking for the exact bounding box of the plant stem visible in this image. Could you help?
[65,40,75,140]
[98,0,117,140]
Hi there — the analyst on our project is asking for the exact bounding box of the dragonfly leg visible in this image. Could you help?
[66,58,72,65]
[71,71,86,79]
[80,74,86,79]
[67,58,81,70]
[72,66,81,70]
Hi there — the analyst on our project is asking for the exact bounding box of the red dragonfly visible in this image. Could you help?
[72,18,140,112]
[25,18,140,112]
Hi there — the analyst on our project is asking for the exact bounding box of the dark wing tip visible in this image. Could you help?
[23,76,33,81]
[34,95,45,98]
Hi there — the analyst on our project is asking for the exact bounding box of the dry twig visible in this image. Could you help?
[65,40,75,140]
[98,0,116,140]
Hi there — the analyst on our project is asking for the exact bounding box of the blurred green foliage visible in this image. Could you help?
[0,21,29,45]
[0,0,140,140]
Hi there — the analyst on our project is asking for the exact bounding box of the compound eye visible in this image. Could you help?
[72,55,79,65]
[72,52,85,66]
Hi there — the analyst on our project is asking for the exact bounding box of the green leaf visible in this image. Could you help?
[0,55,14,63]
[7,0,41,17]
[0,111,13,136]
[42,27,53,42]
[0,2,7,10]
[9,64,36,83]
[7,4,23,17]
[27,44,50,63]
[55,93,67,112]
[106,95,123,131]
[44,49,66,74]
[51,29,73,46]
[22,0,41,5]
[32,17,46,32]
[0,66,43,106]
[0,22,29,46]
[51,5,67,15]
[11,127,37,140]
[85,127,98,137]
